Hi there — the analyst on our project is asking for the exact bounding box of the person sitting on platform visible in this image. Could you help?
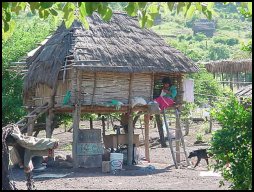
[154,77,177,110]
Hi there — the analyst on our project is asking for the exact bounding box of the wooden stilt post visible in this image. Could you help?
[184,118,189,136]
[27,117,34,136]
[46,110,53,138]
[127,73,134,165]
[46,85,57,138]
[175,109,181,164]
[155,114,167,147]
[72,69,82,168]
[144,113,150,162]
[102,115,106,136]
[90,117,93,129]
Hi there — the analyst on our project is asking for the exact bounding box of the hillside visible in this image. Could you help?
[151,3,252,63]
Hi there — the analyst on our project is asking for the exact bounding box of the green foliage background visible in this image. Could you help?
[209,97,252,190]
[2,14,60,125]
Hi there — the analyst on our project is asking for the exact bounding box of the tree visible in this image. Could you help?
[209,96,252,190]
[2,2,252,40]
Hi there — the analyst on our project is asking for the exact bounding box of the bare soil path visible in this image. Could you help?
[11,119,231,190]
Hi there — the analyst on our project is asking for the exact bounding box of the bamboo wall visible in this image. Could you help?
[29,71,184,107]
[79,72,152,105]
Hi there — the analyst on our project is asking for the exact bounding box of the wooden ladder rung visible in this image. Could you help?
[24,115,37,118]
[17,124,26,126]
[173,151,186,153]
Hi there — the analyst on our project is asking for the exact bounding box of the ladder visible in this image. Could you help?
[162,108,190,169]
[16,102,50,134]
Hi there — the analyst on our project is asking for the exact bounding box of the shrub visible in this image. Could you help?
[193,32,207,41]
[177,34,185,42]
[207,43,230,60]
[209,96,252,190]
[188,69,227,105]
[196,133,203,142]
[186,48,204,62]
[226,38,239,46]
[213,36,227,44]
[213,37,239,46]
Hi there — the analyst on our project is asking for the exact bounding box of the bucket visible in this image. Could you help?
[110,153,123,171]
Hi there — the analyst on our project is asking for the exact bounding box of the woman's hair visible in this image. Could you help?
[162,77,171,85]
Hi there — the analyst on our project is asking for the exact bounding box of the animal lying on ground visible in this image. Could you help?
[188,149,211,168]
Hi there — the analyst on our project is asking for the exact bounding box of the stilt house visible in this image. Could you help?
[21,12,199,167]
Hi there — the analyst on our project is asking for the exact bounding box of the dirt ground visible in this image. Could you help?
[10,117,231,190]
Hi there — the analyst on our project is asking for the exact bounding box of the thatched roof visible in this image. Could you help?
[24,12,198,94]
[235,84,252,98]
[205,59,252,73]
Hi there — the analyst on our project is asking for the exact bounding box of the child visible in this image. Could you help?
[154,77,177,110]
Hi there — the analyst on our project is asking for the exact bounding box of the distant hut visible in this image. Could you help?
[205,59,252,91]
[192,19,216,37]
[20,12,199,168]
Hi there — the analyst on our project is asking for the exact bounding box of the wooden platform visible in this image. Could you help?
[103,134,140,148]
[54,105,149,113]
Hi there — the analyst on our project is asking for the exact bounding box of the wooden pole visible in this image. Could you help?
[144,113,150,162]
[175,109,181,164]
[27,117,34,136]
[150,72,154,100]
[91,72,97,104]
[89,117,93,129]
[230,73,233,91]
[155,114,167,147]
[46,83,57,138]
[127,73,134,165]
[72,69,82,168]
[184,118,189,136]
[102,115,106,136]
[45,109,54,138]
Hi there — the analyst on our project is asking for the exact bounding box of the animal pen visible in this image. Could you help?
[17,13,199,168]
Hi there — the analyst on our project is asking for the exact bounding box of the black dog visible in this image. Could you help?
[188,149,210,168]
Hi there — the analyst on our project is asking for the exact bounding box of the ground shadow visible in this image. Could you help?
[11,163,176,183]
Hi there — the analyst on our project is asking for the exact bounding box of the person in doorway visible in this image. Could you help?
[154,77,177,110]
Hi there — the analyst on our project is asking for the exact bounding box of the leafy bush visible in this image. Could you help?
[186,48,204,62]
[207,43,230,60]
[226,38,239,46]
[177,34,185,42]
[209,96,252,190]
[193,32,207,41]
[188,69,227,105]
[213,36,239,46]
[196,132,203,141]
[185,35,193,41]
[213,36,227,44]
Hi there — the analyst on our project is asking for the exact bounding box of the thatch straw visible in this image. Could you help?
[205,59,252,73]
[24,12,199,95]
